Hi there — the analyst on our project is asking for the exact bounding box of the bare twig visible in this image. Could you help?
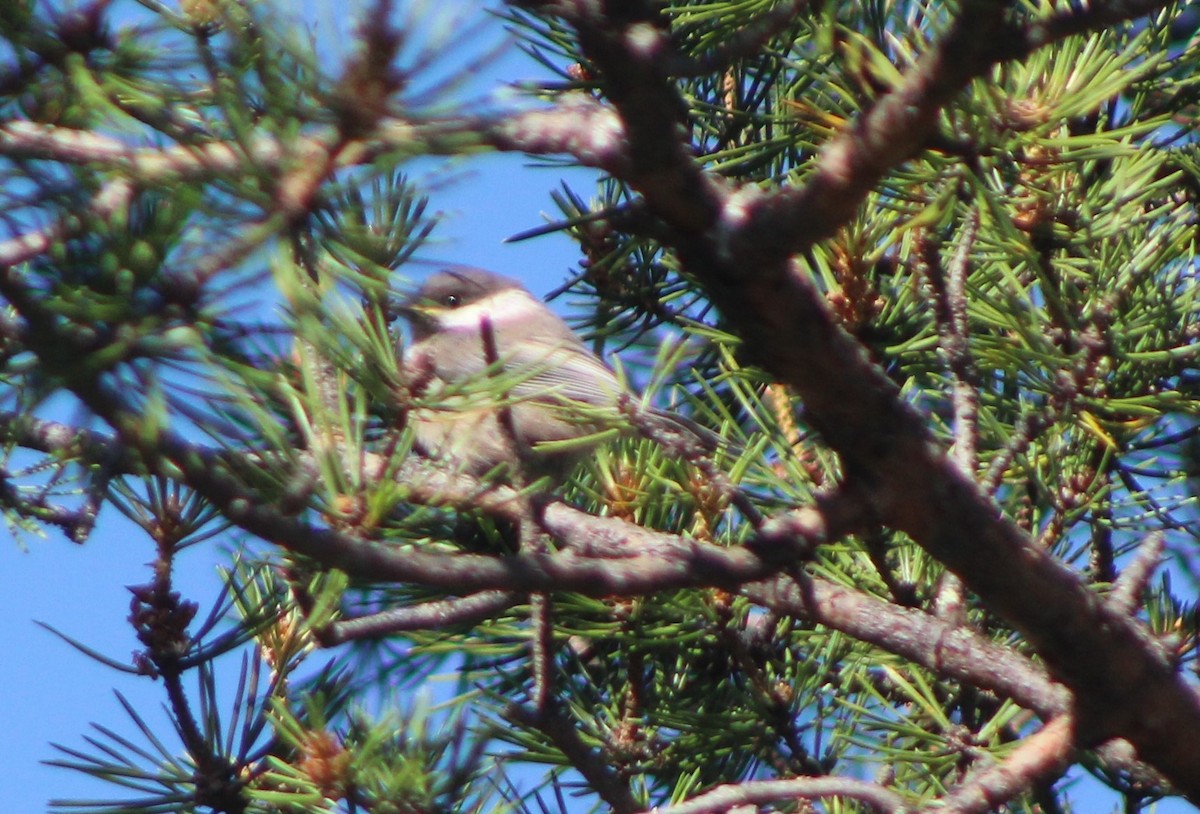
[646,776,912,814]
[507,702,641,814]
[127,525,247,811]
[528,590,554,717]
[318,591,518,645]
[942,207,982,474]
[0,466,101,543]
[478,312,558,718]
[981,409,1051,494]
[921,207,982,625]
[1109,532,1165,615]
[0,120,331,183]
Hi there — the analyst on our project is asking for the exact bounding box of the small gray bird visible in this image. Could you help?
[398,267,708,479]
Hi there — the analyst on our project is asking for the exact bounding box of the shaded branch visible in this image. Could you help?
[747,571,1164,789]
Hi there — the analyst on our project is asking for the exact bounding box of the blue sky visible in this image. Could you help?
[0,2,1195,812]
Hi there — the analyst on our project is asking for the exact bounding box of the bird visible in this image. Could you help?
[396,267,711,480]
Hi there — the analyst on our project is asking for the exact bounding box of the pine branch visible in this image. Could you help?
[515,0,1200,798]
[937,717,1076,814]
[0,105,635,190]
[0,399,1170,791]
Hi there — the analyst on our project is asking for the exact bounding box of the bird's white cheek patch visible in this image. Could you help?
[436,289,547,332]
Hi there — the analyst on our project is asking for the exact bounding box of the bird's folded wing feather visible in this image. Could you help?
[500,337,625,408]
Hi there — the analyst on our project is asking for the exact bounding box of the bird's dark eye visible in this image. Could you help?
[443,294,460,308]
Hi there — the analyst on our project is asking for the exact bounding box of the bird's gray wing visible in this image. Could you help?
[499,336,626,409]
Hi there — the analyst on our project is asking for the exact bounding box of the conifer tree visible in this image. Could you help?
[2,0,1200,812]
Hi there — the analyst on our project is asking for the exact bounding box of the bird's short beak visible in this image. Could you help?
[394,295,433,321]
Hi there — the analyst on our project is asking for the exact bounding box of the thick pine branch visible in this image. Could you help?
[511,0,1200,800]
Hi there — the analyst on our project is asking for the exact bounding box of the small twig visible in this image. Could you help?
[1109,532,1164,615]
[919,207,982,625]
[528,590,555,717]
[0,120,338,184]
[1029,0,1178,46]
[478,313,526,477]
[748,484,870,564]
[943,207,982,473]
[1088,474,1116,584]
[521,503,556,721]
[317,591,518,645]
[0,466,99,542]
[645,776,912,814]
[507,702,641,814]
[710,594,825,776]
[981,410,1050,494]
[128,527,245,811]
[0,177,134,269]
[863,527,918,607]
[477,315,560,717]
